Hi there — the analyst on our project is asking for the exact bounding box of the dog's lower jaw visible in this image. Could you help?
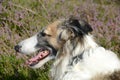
[30,55,54,68]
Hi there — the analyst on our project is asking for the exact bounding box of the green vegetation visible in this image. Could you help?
[0,0,120,80]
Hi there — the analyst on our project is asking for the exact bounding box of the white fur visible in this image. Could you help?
[50,35,120,80]
[18,34,38,54]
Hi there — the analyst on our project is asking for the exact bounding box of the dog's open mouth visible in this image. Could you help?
[26,48,50,66]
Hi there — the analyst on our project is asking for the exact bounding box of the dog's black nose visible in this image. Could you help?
[14,45,21,52]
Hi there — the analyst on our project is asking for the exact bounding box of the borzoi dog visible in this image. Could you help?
[15,17,120,80]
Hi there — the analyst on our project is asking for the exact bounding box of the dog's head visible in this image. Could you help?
[14,17,93,68]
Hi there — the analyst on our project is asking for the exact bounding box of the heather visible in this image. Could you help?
[0,0,120,80]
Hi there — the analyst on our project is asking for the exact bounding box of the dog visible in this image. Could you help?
[15,17,120,80]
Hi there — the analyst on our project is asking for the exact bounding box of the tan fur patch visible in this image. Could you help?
[92,71,120,80]
[45,20,62,36]
[44,20,64,49]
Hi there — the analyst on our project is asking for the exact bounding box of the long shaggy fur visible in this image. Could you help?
[15,17,120,80]
[50,34,120,80]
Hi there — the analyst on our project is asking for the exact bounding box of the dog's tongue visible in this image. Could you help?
[26,50,49,66]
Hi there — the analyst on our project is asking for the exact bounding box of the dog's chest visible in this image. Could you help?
[50,55,86,80]
[50,57,72,80]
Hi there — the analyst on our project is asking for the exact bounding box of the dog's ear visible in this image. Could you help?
[58,17,93,41]
[68,17,93,35]
[58,28,75,41]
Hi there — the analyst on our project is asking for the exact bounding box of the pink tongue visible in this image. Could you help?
[26,50,49,65]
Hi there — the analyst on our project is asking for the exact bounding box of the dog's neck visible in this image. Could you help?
[50,35,98,80]
[71,34,97,57]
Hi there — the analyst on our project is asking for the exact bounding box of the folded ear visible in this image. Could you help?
[68,17,93,35]
[58,28,75,41]
[58,17,93,42]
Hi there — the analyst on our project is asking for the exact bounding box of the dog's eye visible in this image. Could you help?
[41,32,51,37]
[41,32,46,36]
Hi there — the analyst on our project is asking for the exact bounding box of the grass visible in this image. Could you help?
[0,0,120,80]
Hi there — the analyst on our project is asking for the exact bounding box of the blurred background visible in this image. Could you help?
[0,0,120,80]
